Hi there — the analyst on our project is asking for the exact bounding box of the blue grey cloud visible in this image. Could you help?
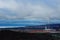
[0,0,59,21]
[0,0,60,28]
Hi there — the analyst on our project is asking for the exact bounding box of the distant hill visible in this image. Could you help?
[0,24,60,30]
[25,24,60,29]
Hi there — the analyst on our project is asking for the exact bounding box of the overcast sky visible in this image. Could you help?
[0,0,59,27]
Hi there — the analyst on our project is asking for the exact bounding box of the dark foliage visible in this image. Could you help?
[0,30,59,40]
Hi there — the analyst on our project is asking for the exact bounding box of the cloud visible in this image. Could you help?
[0,0,17,10]
[0,0,59,20]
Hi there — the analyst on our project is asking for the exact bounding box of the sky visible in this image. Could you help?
[0,0,60,28]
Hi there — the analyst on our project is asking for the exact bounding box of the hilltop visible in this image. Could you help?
[0,30,59,40]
